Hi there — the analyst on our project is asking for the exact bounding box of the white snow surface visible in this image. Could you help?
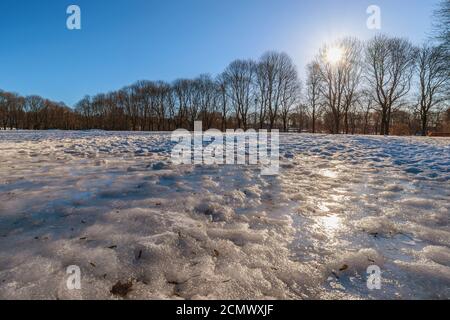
[0,131,449,300]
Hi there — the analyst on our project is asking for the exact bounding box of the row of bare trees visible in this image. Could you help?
[1,51,303,132]
[303,34,449,136]
[0,93,76,130]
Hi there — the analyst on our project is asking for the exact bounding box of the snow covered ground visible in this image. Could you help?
[0,131,449,300]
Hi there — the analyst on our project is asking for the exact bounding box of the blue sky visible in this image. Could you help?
[0,0,441,106]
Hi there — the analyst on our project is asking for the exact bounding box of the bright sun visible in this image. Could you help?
[326,46,344,65]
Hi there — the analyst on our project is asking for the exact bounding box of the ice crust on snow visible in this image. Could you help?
[0,131,449,299]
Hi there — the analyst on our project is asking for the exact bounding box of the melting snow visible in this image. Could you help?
[0,131,449,299]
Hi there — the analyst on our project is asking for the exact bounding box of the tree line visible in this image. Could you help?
[1,4,449,136]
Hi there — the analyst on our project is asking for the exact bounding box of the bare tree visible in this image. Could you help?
[118,86,140,131]
[0,91,24,130]
[132,81,154,131]
[195,74,217,129]
[292,103,310,133]
[416,44,450,135]
[434,0,450,52]
[74,96,92,129]
[279,66,300,132]
[305,62,322,133]
[365,35,417,135]
[172,79,192,129]
[359,90,375,135]
[316,43,347,134]
[342,38,363,134]
[25,95,46,130]
[216,74,229,131]
[223,59,256,129]
[255,52,299,130]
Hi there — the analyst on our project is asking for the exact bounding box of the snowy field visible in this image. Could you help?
[0,131,449,300]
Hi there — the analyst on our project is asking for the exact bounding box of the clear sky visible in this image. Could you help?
[0,0,441,106]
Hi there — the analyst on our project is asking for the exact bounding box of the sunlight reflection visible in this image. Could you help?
[317,214,342,233]
[320,169,339,179]
[317,202,331,212]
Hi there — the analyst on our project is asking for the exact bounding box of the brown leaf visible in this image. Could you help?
[111,280,133,297]
[339,264,349,271]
